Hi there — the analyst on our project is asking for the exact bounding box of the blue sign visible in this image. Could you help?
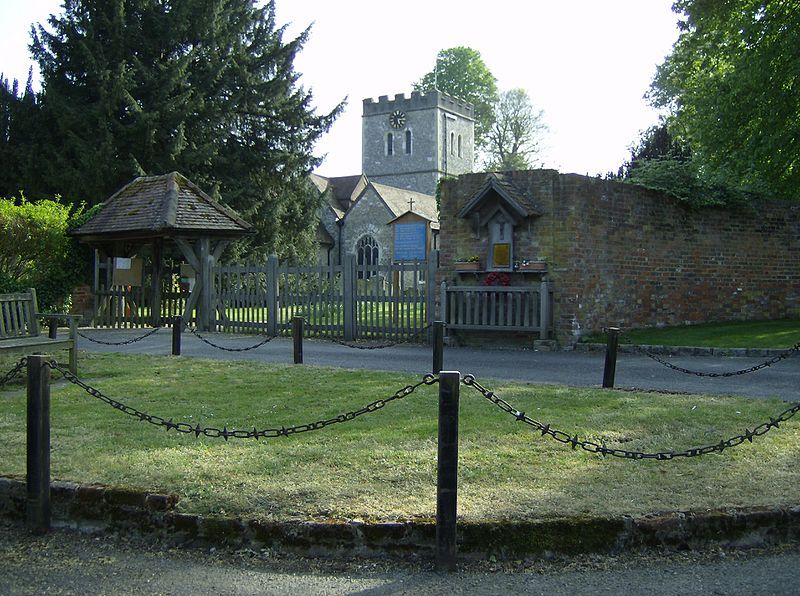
[393,222,427,261]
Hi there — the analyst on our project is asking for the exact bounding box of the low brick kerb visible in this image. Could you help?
[1,477,797,559]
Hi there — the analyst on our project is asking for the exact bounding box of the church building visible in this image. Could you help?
[313,90,475,267]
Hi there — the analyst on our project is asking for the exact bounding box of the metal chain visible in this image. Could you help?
[188,327,276,352]
[46,359,438,439]
[615,331,800,378]
[639,343,800,377]
[77,326,162,346]
[325,323,433,350]
[462,373,800,460]
[0,357,27,387]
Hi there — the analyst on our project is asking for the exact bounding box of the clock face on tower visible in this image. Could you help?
[389,110,406,129]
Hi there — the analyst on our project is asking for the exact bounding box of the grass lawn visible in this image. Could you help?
[581,319,800,349]
[1,352,798,523]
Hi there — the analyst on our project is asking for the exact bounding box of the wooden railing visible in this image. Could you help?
[440,282,552,339]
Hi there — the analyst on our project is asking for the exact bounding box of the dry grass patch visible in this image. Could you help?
[0,352,798,522]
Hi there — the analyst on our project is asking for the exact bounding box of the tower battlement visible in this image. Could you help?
[363,90,474,120]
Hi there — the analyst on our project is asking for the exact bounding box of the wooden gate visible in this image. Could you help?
[213,255,436,340]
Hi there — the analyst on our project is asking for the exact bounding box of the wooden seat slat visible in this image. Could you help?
[0,289,79,374]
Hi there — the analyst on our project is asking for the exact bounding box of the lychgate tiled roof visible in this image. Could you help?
[71,172,251,238]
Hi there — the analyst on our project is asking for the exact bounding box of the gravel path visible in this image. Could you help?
[1,519,799,595]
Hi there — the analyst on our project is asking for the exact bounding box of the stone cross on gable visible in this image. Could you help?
[408,198,415,211]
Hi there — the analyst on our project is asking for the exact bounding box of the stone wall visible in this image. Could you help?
[439,170,800,346]
[340,186,394,266]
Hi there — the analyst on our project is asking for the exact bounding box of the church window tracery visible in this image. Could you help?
[357,235,379,279]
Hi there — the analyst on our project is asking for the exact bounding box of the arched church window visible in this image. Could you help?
[357,235,379,279]
[387,133,394,156]
[405,129,412,154]
[450,132,455,155]
[458,134,462,158]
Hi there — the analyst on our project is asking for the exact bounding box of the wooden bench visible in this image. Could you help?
[440,281,552,339]
[0,288,80,374]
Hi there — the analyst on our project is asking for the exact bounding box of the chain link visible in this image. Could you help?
[0,357,27,387]
[188,327,276,352]
[78,326,162,346]
[462,373,800,460]
[325,323,433,350]
[639,342,800,377]
[46,360,438,439]
[615,331,800,378]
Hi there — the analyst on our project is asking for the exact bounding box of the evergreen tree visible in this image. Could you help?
[30,0,342,259]
[0,70,42,198]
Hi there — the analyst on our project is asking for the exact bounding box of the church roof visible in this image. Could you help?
[71,171,251,240]
[310,173,367,216]
[370,181,439,224]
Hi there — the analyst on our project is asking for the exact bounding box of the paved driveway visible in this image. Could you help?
[73,328,800,401]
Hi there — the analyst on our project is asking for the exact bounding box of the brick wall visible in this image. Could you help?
[439,170,800,346]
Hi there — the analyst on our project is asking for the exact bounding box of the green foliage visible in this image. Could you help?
[0,195,91,310]
[0,71,41,199]
[625,157,753,207]
[617,122,692,178]
[20,0,342,260]
[617,123,752,206]
[414,47,498,151]
[484,88,547,172]
[649,0,800,200]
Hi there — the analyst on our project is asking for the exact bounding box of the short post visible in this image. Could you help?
[602,327,620,388]
[432,321,445,374]
[436,371,460,572]
[172,315,182,356]
[293,316,304,364]
[48,320,58,340]
[26,355,51,533]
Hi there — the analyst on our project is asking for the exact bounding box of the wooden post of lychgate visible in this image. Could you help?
[293,316,304,364]
[172,315,182,356]
[602,327,620,388]
[436,371,460,572]
[26,355,51,533]
[432,321,444,374]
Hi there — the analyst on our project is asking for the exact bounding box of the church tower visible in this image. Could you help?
[362,91,475,196]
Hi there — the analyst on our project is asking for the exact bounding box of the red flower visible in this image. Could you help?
[483,272,511,287]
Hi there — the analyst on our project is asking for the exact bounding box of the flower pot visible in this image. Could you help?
[519,261,547,272]
[455,261,480,272]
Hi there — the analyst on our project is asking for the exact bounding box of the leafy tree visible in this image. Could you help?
[649,0,800,200]
[485,88,546,171]
[618,122,691,178]
[29,0,343,260]
[0,195,91,310]
[617,123,749,206]
[414,47,498,152]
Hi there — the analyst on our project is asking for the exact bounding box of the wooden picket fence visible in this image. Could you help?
[214,255,437,340]
[88,251,554,341]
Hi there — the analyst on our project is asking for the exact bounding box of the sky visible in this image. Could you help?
[0,0,682,177]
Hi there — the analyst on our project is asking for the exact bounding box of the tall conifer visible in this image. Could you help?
[30,0,342,258]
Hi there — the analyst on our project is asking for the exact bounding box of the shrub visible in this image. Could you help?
[0,194,94,310]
